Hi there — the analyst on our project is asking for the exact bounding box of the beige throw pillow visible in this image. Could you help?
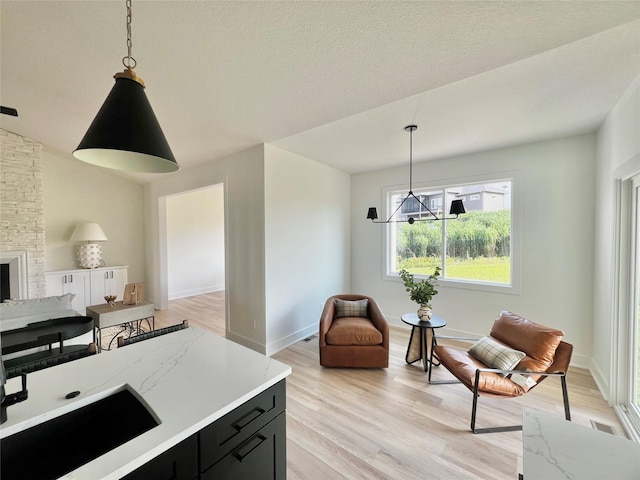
[334,299,368,318]
[469,335,526,371]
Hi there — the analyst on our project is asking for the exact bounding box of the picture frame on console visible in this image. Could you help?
[123,283,144,305]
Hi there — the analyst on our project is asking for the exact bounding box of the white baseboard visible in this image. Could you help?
[168,285,224,300]
[226,323,318,357]
[225,330,266,355]
[589,357,611,403]
[266,323,318,357]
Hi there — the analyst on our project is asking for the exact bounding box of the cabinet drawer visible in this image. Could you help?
[201,412,286,480]
[122,434,198,480]
[200,380,285,471]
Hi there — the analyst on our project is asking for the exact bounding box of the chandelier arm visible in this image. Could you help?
[412,192,440,221]
[384,192,413,222]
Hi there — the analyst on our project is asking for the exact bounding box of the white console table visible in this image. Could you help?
[523,408,640,479]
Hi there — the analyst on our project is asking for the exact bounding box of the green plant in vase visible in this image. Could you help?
[399,266,441,321]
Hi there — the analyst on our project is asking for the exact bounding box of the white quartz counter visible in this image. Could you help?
[523,408,640,480]
[0,327,292,479]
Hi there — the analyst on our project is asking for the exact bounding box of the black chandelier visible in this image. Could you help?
[367,125,465,224]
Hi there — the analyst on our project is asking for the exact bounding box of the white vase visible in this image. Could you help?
[417,305,432,321]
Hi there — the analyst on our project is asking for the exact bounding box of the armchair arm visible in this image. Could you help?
[475,367,567,376]
[318,298,336,348]
[367,298,389,349]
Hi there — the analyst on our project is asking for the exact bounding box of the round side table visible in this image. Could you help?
[401,313,446,373]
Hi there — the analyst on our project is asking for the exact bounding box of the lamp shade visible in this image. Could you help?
[69,223,108,242]
[449,199,466,216]
[73,75,179,173]
[367,207,379,220]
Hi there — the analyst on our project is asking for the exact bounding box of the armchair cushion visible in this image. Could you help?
[325,317,383,346]
[469,336,526,371]
[490,310,563,372]
[334,299,368,318]
[435,346,526,396]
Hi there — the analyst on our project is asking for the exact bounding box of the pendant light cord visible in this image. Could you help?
[123,0,137,70]
[409,127,413,194]
[405,125,417,194]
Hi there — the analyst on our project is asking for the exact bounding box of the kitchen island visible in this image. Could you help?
[0,326,292,479]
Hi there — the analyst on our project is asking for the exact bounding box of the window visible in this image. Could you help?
[613,173,640,441]
[387,179,513,288]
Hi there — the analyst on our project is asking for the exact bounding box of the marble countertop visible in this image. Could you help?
[0,327,292,479]
[523,408,640,480]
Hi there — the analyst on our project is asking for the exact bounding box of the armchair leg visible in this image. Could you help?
[561,375,571,421]
[471,387,479,433]
[428,341,461,385]
[470,370,522,434]
[470,373,572,433]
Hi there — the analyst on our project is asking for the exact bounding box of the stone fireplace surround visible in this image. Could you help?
[1,129,46,299]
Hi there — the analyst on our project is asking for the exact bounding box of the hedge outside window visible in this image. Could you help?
[387,179,513,287]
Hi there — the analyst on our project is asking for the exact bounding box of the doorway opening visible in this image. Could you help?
[160,184,226,336]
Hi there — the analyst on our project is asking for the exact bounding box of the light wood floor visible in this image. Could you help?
[154,293,627,479]
[154,291,225,336]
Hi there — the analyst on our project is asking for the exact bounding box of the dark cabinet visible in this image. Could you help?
[122,433,198,480]
[201,412,286,480]
[199,380,286,471]
[123,380,286,480]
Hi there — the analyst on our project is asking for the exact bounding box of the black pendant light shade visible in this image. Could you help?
[73,75,179,173]
[449,199,465,216]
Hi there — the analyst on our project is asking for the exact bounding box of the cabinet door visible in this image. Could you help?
[121,434,198,480]
[109,267,128,299]
[90,268,128,305]
[66,271,89,313]
[201,412,286,480]
[90,269,109,305]
[45,273,66,297]
[45,271,89,314]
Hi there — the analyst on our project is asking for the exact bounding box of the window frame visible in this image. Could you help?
[382,171,521,295]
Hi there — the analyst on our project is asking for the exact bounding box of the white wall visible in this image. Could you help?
[146,145,267,352]
[594,75,640,397]
[352,134,597,367]
[43,147,145,283]
[166,185,225,299]
[264,145,351,355]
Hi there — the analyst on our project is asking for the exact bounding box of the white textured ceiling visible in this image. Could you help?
[1,1,639,183]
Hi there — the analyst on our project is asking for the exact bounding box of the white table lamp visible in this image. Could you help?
[70,223,108,269]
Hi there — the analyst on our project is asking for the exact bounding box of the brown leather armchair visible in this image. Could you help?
[431,310,572,433]
[319,294,389,368]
